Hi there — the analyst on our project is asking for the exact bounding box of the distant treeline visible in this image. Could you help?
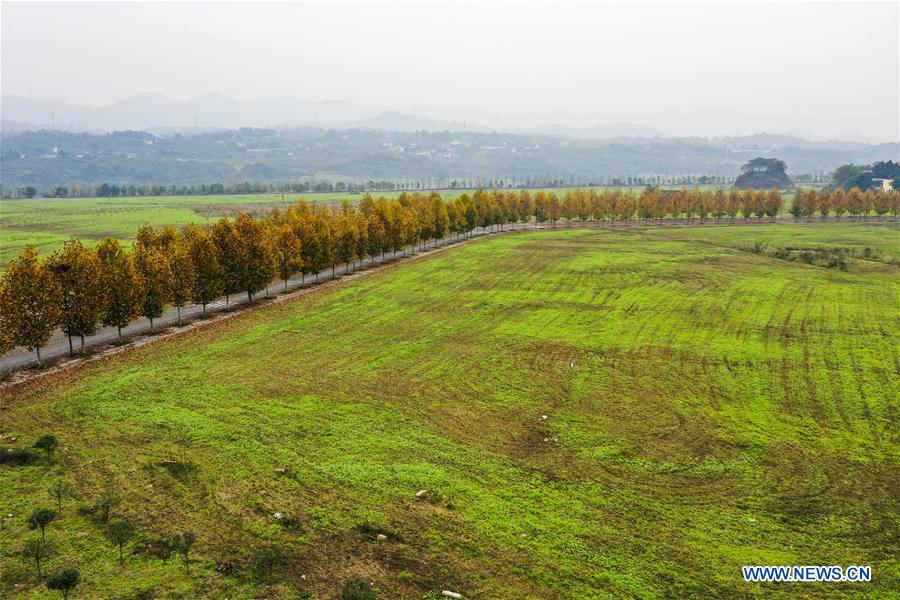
[1,127,886,192]
[4,175,742,199]
[2,186,896,364]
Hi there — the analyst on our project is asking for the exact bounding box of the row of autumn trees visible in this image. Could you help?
[789,186,899,220]
[2,186,897,364]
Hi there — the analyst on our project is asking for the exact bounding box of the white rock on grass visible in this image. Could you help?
[376,533,387,541]
[441,592,462,599]
[415,489,428,498]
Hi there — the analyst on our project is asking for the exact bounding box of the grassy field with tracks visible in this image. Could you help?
[1,223,896,598]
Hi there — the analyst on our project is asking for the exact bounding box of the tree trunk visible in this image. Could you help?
[247,290,253,303]
[202,303,207,317]
[177,305,182,325]
[67,334,74,357]
[35,346,42,366]
[284,278,288,292]
[117,325,122,341]
[149,317,154,332]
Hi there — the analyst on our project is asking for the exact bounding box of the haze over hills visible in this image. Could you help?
[3,93,897,193]
[3,92,890,144]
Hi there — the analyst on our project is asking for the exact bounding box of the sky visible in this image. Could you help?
[2,1,898,141]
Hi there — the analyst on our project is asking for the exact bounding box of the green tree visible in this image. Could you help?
[254,544,287,581]
[46,568,80,599]
[789,189,803,219]
[106,520,135,564]
[95,489,121,523]
[0,246,61,364]
[173,530,196,573]
[48,479,76,511]
[22,538,55,578]
[27,508,57,542]
[34,434,59,463]
[97,238,143,341]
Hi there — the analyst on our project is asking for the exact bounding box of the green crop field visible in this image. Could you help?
[0,184,795,267]
[0,192,370,267]
[2,223,895,599]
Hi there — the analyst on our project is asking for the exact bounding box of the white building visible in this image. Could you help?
[872,178,894,192]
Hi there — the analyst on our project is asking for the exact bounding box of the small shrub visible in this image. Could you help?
[21,537,56,577]
[95,489,121,523]
[34,434,59,463]
[215,559,238,574]
[137,536,174,560]
[48,479,76,511]
[253,544,287,582]
[46,567,80,599]
[157,459,198,480]
[276,515,302,531]
[341,577,376,600]
[106,520,136,564]
[27,508,57,542]
[172,531,196,573]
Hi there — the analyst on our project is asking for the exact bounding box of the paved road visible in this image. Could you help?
[2,216,892,373]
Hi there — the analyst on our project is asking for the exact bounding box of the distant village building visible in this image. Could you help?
[871,178,894,192]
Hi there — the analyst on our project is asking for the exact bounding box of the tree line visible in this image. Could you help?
[2,186,896,364]
[789,186,899,221]
[6,173,741,200]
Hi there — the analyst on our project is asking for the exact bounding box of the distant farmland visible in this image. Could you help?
[2,223,896,598]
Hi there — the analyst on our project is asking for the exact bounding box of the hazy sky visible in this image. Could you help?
[2,1,898,140]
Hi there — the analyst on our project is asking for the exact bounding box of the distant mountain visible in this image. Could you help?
[4,94,895,149]
[2,93,669,140]
[0,93,386,131]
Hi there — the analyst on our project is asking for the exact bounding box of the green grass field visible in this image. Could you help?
[0,192,365,267]
[2,223,896,598]
[0,185,800,267]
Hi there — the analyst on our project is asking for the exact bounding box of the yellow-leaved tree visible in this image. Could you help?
[0,246,61,365]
